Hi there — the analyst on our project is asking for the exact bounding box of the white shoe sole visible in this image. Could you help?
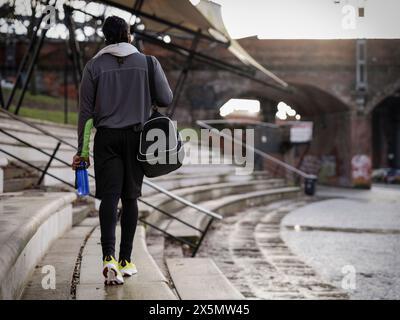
[121,268,138,277]
[103,264,124,285]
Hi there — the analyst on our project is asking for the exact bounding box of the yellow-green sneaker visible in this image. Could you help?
[119,259,138,277]
[103,255,124,285]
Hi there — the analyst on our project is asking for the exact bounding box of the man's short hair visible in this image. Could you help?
[102,16,129,45]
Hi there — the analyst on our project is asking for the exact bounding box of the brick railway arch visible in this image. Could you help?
[208,81,352,120]
[199,81,355,186]
[370,84,400,169]
[365,78,400,115]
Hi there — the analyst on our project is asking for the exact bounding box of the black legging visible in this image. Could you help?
[99,194,138,262]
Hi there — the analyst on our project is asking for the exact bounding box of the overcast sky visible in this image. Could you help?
[212,0,400,39]
[2,0,399,40]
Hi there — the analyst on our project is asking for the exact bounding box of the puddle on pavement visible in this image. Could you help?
[284,224,400,235]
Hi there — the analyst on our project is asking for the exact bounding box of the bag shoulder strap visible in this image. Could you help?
[145,55,156,106]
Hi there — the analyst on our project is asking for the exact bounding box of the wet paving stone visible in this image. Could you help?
[197,198,349,300]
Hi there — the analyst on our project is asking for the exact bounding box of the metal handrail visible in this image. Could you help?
[144,180,222,220]
[199,118,280,129]
[196,119,317,181]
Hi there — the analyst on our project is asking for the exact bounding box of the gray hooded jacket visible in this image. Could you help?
[77,44,173,157]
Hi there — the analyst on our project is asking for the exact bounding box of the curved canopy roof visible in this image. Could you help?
[196,0,288,88]
[103,0,214,37]
[102,0,288,88]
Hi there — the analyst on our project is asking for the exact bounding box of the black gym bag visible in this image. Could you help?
[137,56,185,178]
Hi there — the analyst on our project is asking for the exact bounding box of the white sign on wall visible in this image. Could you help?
[289,121,313,143]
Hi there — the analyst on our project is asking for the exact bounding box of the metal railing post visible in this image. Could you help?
[0,74,4,109]
[37,142,61,186]
[192,218,214,257]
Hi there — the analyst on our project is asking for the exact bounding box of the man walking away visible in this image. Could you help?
[72,16,173,285]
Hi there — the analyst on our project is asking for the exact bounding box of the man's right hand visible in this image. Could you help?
[72,154,90,170]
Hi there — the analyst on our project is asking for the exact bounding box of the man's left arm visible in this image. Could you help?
[73,63,95,169]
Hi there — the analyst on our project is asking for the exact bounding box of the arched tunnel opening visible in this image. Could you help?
[372,91,400,181]
[207,82,354,186]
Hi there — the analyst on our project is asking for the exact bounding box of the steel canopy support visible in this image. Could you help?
[63,5,83,116]
[5,0,52,113]
[5,17,42,111]
[7,3,84,117]
[14,28,48,115]
[133,29,287,92]
[167,32,200,117]
[131,0,145,50]
[64,5,83,85]
[64,61,69,124]
[133,0,144,12]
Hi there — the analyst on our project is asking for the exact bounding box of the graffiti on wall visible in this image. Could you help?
[319,155,337,184]
[351,154,372,188]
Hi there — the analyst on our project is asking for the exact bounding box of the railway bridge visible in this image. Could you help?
[158,38,400,187]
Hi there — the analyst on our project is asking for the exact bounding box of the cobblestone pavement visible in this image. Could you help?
[198,198,348,300]
[281,185,400,300]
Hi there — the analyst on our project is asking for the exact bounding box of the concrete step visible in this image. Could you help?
[177,163,237,175]
[165,187,301,241]
[0,130,78,152]
[0,153,94,188]
[0,113,78,142]
[42,165,95,187]
[150,170,270,183]
[142,174,226,198]
[0,117,90,187]
[141,179,286,226]
[142,171,270,198]
[3,176,38,192]
[1,160,39,192]
[0,190,76,299]
[75,225,177,300]
[42,169,260,199]
[3,162,38,180]
[4,160,95,188]
[22,220,177,300]
[0,143,79,173]
[72,203,94,226]
[21,218,97,300]
[166,258,244,300]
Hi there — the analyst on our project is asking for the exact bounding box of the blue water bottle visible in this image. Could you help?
[76,161,90,197]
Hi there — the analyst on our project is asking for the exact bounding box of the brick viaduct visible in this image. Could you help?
[1,38,399,187]
[155,38,400,187]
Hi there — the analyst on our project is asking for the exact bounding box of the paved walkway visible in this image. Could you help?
[281,185,400,299]
[198,198,348,299]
